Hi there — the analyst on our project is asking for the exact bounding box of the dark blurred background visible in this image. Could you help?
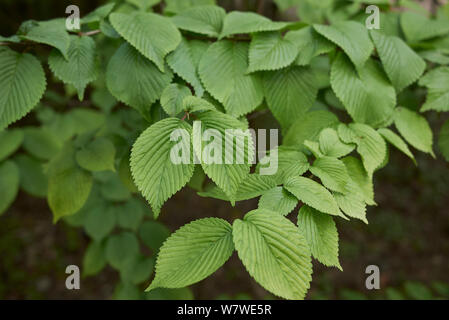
[1,0,448,300]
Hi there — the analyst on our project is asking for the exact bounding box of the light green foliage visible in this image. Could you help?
[233,210,312,300]
[419,67,449,112]
[314,21,373,68]
[106,43,173,116]
[199,41,264,117]
[0,160,20,215]
[394,107,434,156]
[0,48,46,129]
[371,30,425,92]
[400,11,449,43]
[331,53,396,127]
[378,128,416,164]
[131,118,194,217]
[297,205,341,270]
[318,128,355,158]
[284,176,345,219]
[0,129,23,162]
[310,156,350,194]
[341,156,375,206]
[258,186,298,216]
[75,137,116,172]
[22,127,61,160]
[220,11,289,39]
[165,0,215,14]
[48,36,98,100]
[264,66,317,130]
[247,32,297,73]
[160,84,192,116]
[171,5,225,37]
[148,218,234,290]
[110,12,181,72]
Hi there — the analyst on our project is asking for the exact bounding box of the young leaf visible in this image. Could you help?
[232,209,312,300]
[47,144,93,222]
[130,118,195,217]
[160,84,192,116]
[247,31,298,73]
[0,160,20,215]
[419,67,449,112]
[400,11,449,43]
[0,129,24,162]
[19,19,70,59]
[193,110,254,200]
[314,21,373,68]
[341,156,375,206]
[48,36,98,100]
[378,128,416,164]
[199,41,264,117]
[394,107,434,157]
[318,128,355,158]
[333,178,368,223]
[147,218,234,290]
[75,137,116,172]
[220,11,289,39]
[331,53,396,128]
[0,48,46,130]
[171,5,225,37]
[264,66,318,130]
[110,12,181,72]
[258,186,298,216]
[370,30,425,92]
[438,119,449,162]
[284,176,346,219]
[338,123,387,178]
[106,43,173,116]
[183,96,216,113]
[310,156,350,194]
[166,39,204,97]
[284,26,335,66]
[297,205,342,270]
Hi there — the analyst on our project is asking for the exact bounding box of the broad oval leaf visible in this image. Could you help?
[75,137,116,172]
[258,186,298,216]
[310,156,350,194]
[419,67,449,112]
[147,218,234,290]
[0,160,20,215]
[160,83,192,116]
[233,209,312,300]
[171,5,225,37]
[106,231,140,271]
[0,129,24,162]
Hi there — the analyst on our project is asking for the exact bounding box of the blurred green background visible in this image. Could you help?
[0,0,448,300]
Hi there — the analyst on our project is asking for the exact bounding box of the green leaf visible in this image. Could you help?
[338,123,387,177]
[438,119,449,162]
[48,36,98,100]
[110,12,181,72]
[19,19,70,59]
[106,232,140,271]
[331,53,396,127]
[147,218,234,290]
[99,171,132,202]
[0,129,23,162]
[139,221,170,252]
[82,3,116,24]
[106,43,173,116]
[22,127,61,160]
[15,154,48,198]
[284,176,346,219]
[199,41,264,117]
[314,21,373,68]
[75,137,116,172]
[198,174,276,202]
[394,107,434,156]
[183,96,216,113]
[284,110,339,147]
[160,84,192,116]
[131,118,195,217]
[193,110,254,200]
[0,160,19,215]
[378,128,416,164]
[247,31,297,73]
[310,156,350,194]
[264,66,317,130]
[85,202,116,241]
[258,186,298,216]
[284,26,335,66]
[47,144,93,222]
[126,0,159,11]
[120,254,154,285]
[116,198,145,231]
[297,205,341,270]
[165,0,215,14]
[341,156,375,206]
[419,67,449,112]
[318,128,355,158]
[400,12,449,43]
[171,5,225,37]
[166,39,205,97]
[333,179,368,223]
[0,48,46,130]
[220,11,289,39]
[83,241,107,277]
[370,31,425,92]
[232,209,312,300]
